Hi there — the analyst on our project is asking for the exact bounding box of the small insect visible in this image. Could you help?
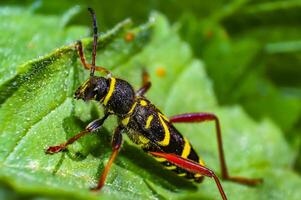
[46,8,262,200]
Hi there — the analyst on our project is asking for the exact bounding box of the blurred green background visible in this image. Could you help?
[0,0,300,199]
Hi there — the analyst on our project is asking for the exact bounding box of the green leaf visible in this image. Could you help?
[0,7,88,85]
[1,7,301,200]
[178,5,301,136]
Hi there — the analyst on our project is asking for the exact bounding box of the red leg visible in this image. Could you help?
[75,41,111,75]
[46,114,109,154]
[46,129,89,154]
[136,69,151,96]
[169,113,262,186]
[91,125,124,191]
[150,152,227,200]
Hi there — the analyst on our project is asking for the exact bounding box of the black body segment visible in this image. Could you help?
[119,97,205,182]
[103,77,136,115]
[75,76,206,182]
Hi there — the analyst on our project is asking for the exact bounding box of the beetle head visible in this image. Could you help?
[74,76,108,101]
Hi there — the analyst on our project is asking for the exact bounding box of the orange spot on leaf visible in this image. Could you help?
[124,32,135,42]
[156,67,166,77]
[206,30,213,38]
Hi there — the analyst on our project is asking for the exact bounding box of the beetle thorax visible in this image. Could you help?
[102,78,136,115]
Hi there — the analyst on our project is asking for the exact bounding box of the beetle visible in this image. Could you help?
[46,8,262,200]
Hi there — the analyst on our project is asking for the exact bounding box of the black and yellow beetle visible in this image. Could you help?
[46,8,262,200]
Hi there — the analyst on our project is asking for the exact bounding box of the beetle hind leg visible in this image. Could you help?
[169,112,263,186]
[150,152,228,200]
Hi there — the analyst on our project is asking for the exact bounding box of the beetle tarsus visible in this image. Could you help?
[45,145,65,154]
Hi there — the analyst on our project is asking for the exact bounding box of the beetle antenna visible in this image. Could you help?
[88,7,98,77]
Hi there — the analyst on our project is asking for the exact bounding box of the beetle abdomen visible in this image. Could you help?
[121,97,205,182]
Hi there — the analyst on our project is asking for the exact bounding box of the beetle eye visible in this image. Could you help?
[93,86,99,92]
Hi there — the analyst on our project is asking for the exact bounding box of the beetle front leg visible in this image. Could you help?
[45,113,110,154]
[91,125,124,191]
[169,112,262,186]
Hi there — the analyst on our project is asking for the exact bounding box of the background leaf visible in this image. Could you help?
[0,2,301,200]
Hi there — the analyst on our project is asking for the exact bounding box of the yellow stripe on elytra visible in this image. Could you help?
[145,115,153,129]
[157,114,170,146]
[159,113,169,122]
[199,158,205,166]
[181,137,191,159]
[194,174,202,178]
[139,136,150,144]
[121,117,130,126]
[178,173,186,177]
[154,157,166,162]
[140,100,147,106]
[103,77,116,105]
[165,165,176,170]
[128,102,137,114]
[121,101,138,126]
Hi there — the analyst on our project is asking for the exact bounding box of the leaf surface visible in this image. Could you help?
[0,8,300,200]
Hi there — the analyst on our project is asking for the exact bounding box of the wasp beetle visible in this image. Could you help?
[46,8,262,200]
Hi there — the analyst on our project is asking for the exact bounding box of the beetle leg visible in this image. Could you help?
[150,152,227,200]
[45,114,110,154]
[169,112,262,186]
[75,40,111,75]
[136,69,151,96]
[91,125,124,191]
